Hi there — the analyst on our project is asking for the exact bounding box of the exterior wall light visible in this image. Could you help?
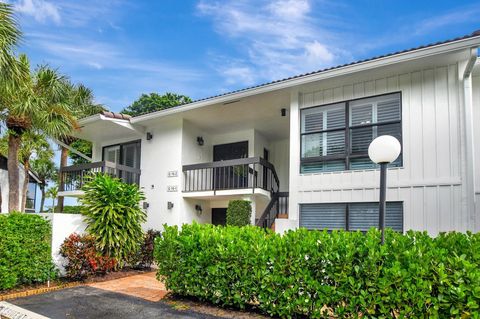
[281,108,287,116]
[197,136,204,146]
[146,132,153,140]
[368,135,401,244]
[167,201,174,209]
[195,204,203,215]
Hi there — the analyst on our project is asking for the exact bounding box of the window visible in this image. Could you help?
[301,92,402,173]
[299,202,403,232]
[102,140,141,169]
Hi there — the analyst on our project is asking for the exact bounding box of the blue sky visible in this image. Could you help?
[9,0,480,113]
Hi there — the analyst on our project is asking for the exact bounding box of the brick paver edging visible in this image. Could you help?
[0,282,83,301]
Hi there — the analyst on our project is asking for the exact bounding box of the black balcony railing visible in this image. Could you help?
[182,157,279,194]
[60,161,141,192]
[256,192,289,229]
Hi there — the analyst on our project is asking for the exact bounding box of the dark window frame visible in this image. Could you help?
[299,201,404,232]
[101,139,142,169]
[300,92,403,173]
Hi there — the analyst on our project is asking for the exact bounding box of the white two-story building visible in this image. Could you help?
[61,30,480,235]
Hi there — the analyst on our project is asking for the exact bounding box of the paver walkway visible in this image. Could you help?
[88,271,168,301]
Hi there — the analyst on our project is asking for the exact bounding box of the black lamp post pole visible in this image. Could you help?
[379,162,387,244]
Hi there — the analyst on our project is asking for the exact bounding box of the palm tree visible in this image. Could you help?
[0,131,53,212]
[0,2,21,72]
[0,54,78,212]
[31,155,57,212]
[0,2,21,212]
[57,83,103,212]
[46,185,58,211]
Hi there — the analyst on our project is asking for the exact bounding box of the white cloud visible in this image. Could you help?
[14,0,61,24]
[197,0,344,86]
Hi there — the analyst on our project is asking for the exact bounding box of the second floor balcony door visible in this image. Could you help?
[213,141,248,190]
[102,140,141,184]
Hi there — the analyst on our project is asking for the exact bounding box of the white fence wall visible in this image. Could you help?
[40,213,88,274]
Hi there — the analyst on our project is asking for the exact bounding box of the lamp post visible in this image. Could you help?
[368,135,401,244]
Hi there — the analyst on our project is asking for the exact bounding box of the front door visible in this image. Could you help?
[213,141,248,189]
[212,208,227,226]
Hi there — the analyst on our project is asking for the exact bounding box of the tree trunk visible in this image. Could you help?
[40,185,45,213]
[57,145,69,213]
[8,133,21,212]
[21,161,29,212]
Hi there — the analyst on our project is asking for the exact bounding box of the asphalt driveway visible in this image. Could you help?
[10,286,223,319]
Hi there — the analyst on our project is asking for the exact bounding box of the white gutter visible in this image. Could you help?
[54,138,93,162]
[131,35,480,124]
[461,47,478,230]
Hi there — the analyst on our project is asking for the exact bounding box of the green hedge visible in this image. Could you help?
[154,223,480,318]
[0,213,57,290]
[226,200,251,226]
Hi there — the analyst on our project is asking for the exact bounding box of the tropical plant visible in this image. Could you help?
[127,229,161,269]
[226,200,252,226]
[57,83,104,212]
[0,2,21,73]
[31,155,57,212]
[121,92,191,116]
[59,233,116,280]
[80,174,146,261]
[45,185,58,211]
[0,54,78,212]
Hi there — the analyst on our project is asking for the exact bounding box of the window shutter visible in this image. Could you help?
[300,203,346,230]
[350,103,372,126]
[377,94,401,122]
[349,202,403,232]
[303,109,323,133]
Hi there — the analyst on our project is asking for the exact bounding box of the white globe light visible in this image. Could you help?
[368,135,401,164]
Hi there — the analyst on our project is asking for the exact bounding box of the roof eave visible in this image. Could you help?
[130,35,480,124]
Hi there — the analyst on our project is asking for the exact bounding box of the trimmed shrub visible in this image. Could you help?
[127,229,161,269]
[48,205,82,214]
[0,213,57,290]
[226,200,251,226]
[59,233,117,280]
[155,223,480,318]
[80,174,146,261]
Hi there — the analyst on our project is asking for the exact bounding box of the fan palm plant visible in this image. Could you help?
[0,2,21,72]
[57,83,103,212]
[31,154,57,212]
[0,54,78,212]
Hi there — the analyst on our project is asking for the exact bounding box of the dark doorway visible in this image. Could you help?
[213,141,249,189]
[212,208,227,226]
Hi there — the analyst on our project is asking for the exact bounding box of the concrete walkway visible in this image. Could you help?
[88,272,168,302]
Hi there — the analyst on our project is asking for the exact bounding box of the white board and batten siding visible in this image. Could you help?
[289,63,477,235]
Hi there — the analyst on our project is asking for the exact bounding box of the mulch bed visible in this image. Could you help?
[164,295,270,319]
[0,268,150,301]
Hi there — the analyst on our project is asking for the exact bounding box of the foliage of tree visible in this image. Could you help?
[0,3,21,73]
[69,139,93,165]
[80,174,146,262]
[121,92,192,117]
[0,54,78,212]
[31,155,57,212]
[57,83,104,212]
[45,185,58,211]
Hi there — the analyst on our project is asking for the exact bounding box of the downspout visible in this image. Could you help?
[54,138,93,162]
[462,47,478,231]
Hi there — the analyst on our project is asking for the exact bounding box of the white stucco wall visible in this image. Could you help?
[288,61,477,235]
[39,213,88,274]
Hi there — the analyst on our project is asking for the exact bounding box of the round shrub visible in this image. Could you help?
[226,200,251,226]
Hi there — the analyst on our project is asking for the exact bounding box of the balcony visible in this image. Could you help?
[182,157,279,198]
[59,161,141,196]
